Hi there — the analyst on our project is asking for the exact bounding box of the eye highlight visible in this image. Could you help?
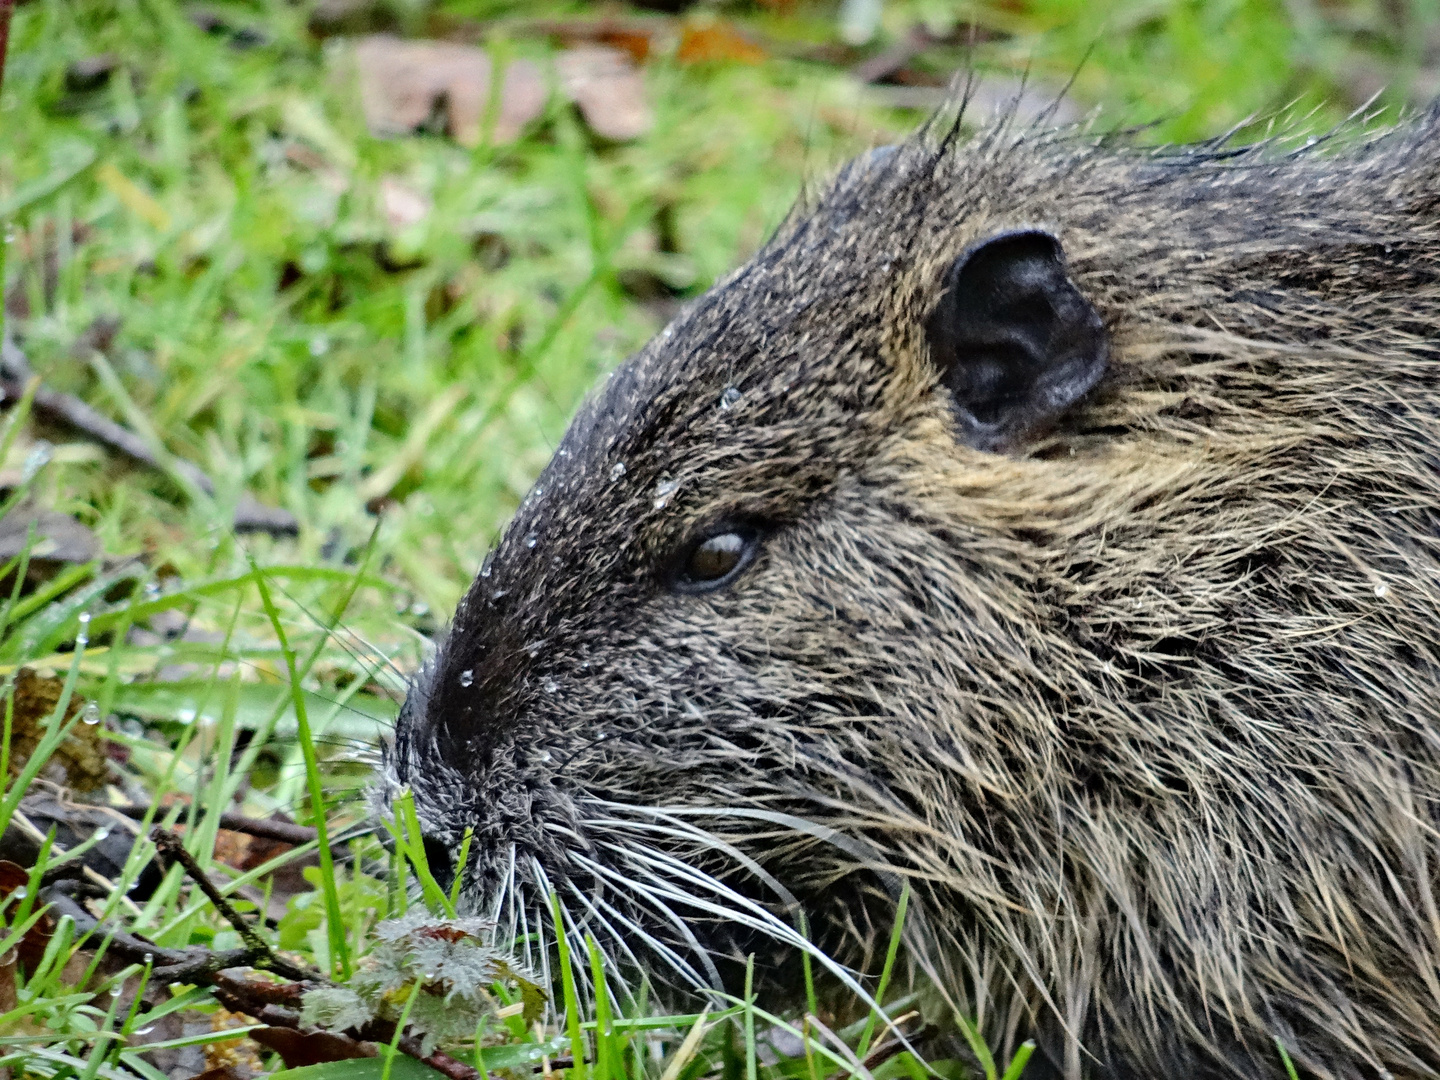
[673,526,762,592]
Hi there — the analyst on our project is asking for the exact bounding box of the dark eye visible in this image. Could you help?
[674,527,761,592]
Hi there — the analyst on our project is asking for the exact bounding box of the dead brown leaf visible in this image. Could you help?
[677,21,768,65]
[6,668,108,793]
[0,859,53,971]
[349,36,545,147]
[251,1026,377,1068]
[556,46,653,142]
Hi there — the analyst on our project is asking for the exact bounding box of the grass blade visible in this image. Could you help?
[250,558,350,978]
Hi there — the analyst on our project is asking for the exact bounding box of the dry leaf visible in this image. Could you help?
[251,1025,377,1068]
[556,46,653,142]
[677,22,768,65]
[0,860,54,971]
[6,668,108,793]
[0,507,101,568]
[379,176,430,230]
[349,36,545,147]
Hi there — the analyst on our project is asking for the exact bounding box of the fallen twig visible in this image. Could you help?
[112,803,320,848]
[151,825,318,983]
[40,850,486,1080]
[0,333,298,535]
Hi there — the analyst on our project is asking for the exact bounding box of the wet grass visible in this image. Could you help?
[0,0,1434,1076]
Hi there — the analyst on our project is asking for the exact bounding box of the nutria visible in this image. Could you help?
[380,98,1440,1079]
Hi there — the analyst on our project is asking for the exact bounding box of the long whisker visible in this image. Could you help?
[589,890,714,993]
[571,851,724,990]
[564,879,645,1010]
[583,809,800,910]
[587,843,899,1027]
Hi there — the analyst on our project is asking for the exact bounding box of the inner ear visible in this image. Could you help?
[925,229,1108,451]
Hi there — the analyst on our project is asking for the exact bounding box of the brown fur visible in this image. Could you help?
[383,103,1440,1079]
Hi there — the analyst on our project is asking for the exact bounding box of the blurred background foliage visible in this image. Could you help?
[3,0,1440,629]
[5,2,1440,1075]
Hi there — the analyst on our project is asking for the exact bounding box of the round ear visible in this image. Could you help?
[924,229,1108,451]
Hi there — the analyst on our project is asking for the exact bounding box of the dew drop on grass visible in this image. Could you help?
[459,669,474,688]
[134,1026,154,1036]
[142,953,153,964]
[609,461,626,481]
[81,702,101,725]
[410,601,429,617]
[92,828,109,842]
[21,442,51,482]
[108,984,124,997]
[12,887,25,899]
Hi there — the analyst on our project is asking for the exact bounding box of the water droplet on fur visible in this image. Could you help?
[653,478,680,510]
[525,534,537,549]
[491,589,507,600]
[12,887,25,899]
[539,751,552,763]
[459,669,474,688]
[609,461,626,481]
[719,387,742,410]
[1374,582,1390,598]
[81,702,101,725]
[542,678,557,693]
[479,564,491,578]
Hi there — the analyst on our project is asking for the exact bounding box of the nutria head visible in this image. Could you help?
[383,106,1440,1079]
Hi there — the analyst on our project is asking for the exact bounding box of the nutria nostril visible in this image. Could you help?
[383,104,1440,1079]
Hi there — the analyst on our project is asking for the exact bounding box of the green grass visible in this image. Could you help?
[0,0,1435,1076]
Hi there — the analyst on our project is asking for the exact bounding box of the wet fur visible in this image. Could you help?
[382,104,1440,1079]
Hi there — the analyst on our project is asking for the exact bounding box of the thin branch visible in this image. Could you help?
[0,335,297,535]
[150,825,318,983]
[42,876,485,1080]
[112,803,320,847]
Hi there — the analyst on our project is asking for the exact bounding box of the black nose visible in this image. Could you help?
[422,834,455,892]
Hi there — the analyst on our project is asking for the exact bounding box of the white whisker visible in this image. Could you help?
[571,851,725,990]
